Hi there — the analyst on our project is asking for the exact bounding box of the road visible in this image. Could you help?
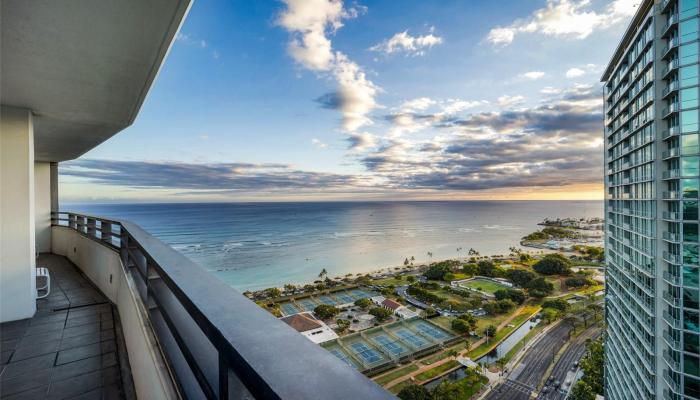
[484,322,572,400]
[537,324,602,400]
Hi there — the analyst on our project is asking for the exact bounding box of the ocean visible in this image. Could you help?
[65,201,603,291]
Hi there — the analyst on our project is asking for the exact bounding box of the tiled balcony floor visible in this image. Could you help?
[0,254,133,400]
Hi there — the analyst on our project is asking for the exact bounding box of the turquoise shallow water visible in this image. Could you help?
[66,201,603,291]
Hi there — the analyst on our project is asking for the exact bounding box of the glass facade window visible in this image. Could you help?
[686,376,700,399]
[683,87,700,109]
[686,309,700,332]
[685,266,699,286]
[682,156,700,176]
[683,178,700,198]
[682,18,700,44]
[681,42,700,66]
[685,200,699,220]
[682,110,700,133]
[681,64,699,88]
[688,332,700,354]
[683,0,700,20]
[686,223,700,242]
[683,133,700,154]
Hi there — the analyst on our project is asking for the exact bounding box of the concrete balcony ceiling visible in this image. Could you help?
[0,0,192,162]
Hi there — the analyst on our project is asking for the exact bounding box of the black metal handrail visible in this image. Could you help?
[52,211,394,400]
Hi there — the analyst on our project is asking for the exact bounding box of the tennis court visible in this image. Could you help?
[411,320,449,340]
[349,289,372,300]
[334,292,355,304]
[349,340,384,364]
[318,295,337,305]
[370,334,408,357]
[391,328,429,349]
[280,302,300,316]
[297,298,320,311]
[326,345,360,369]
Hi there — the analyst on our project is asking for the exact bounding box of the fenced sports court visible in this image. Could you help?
[278,287,378,316]
[321,317,460,375]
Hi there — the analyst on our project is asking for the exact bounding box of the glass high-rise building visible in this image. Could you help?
[603,0,700,399]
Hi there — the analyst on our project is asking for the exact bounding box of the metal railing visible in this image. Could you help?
[52,211,393,400]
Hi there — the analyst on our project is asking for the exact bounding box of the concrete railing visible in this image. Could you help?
[52,212,394,400]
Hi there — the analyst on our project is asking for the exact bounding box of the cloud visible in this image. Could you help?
[311,138,328,149]
[400,97,437,112]
[565,63,599,78]
[520,71,546,80]
[61,159,366,192]
[497,95,525,108]
[346,132,377,151]
[370,28,443,56]
[278,0,378,132]
[486,0,638,46]
[354,83,603,191]
[565,67,585,78]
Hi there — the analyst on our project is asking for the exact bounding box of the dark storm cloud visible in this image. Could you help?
[62,159,364,191]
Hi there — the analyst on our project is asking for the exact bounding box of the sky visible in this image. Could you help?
[60,0,639,203]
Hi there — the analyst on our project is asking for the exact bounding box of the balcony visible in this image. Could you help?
[663,191,681,200]
[663,231,681,242]
[663,170,681,180]
[664,252,682,265]
[663,291,681,308]
[662,81,679,98]
[662,148,680,160]
[662,102,680,118]
[0,2,393,396]
[662,37,680,59]
[663,126,681,139]
[663,59,680,78]
[44,212,392,399]
[662,14,679,37]
[663,211,682,221]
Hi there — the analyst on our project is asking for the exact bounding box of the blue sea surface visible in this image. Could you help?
[65,201,603,291]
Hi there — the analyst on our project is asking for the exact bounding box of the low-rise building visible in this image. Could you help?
[280,312,339,344]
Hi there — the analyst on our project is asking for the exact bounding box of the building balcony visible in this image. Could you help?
[663,231,682,242]
[663,211,682,221]
[662,148,681,160]
[40,212,393,399]
[662,14,679,37]
[663,350,682,372]
[663,126,681,139]
[663,270,682,285]
[662,102,680,118]
[662,170,681,180]
[662,80,679,98]
[662,37,680,59]
[664,252,683,265]
[663,291,681,308]
[663,191,681,200]
[663,59,680,78]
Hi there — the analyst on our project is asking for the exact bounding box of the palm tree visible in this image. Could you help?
[318,268,327,279]
[427,251,433,263]
[410,256,415,265]
[447,349,459,360]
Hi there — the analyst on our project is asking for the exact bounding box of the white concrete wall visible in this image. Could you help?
[34,162,51,253]
[0,106,36,322]
[52,226,178,400]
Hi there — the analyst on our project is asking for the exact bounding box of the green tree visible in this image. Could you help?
[451,318,472,335]
[542,298,569,312]
[484,325,497,340]
[313,304,340,320]
[506,269,536,287]
[424,263,453,280]
[318,268,328,279]
[369,307,393,321]
[494,288,526,304]
[456,313,478,331]
[569,380,595,400]
[580,338,604,395]
[354,297,372,309]
[264,287,281,298]
[443,272,456,282]
[462,263,478,276]
[526,277,554,297]
[541,308,559,324]
[406,275,417,283]
[533,253,572,275]
[397,383,430,400]
[477,260,496,277]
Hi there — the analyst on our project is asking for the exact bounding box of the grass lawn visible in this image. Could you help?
[420,340,469,365]
[497,322,547,365]
[459,278,508,295]
[388,379,412,394]
[467,305,540,359]
[415,360,460,382]
[373,364,419,386]
[371,277,407,286]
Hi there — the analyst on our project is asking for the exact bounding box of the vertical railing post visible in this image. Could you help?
[87,217,96,238]
[102,221,113,246]
[120,229,129,266]
[69,213,77,229]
